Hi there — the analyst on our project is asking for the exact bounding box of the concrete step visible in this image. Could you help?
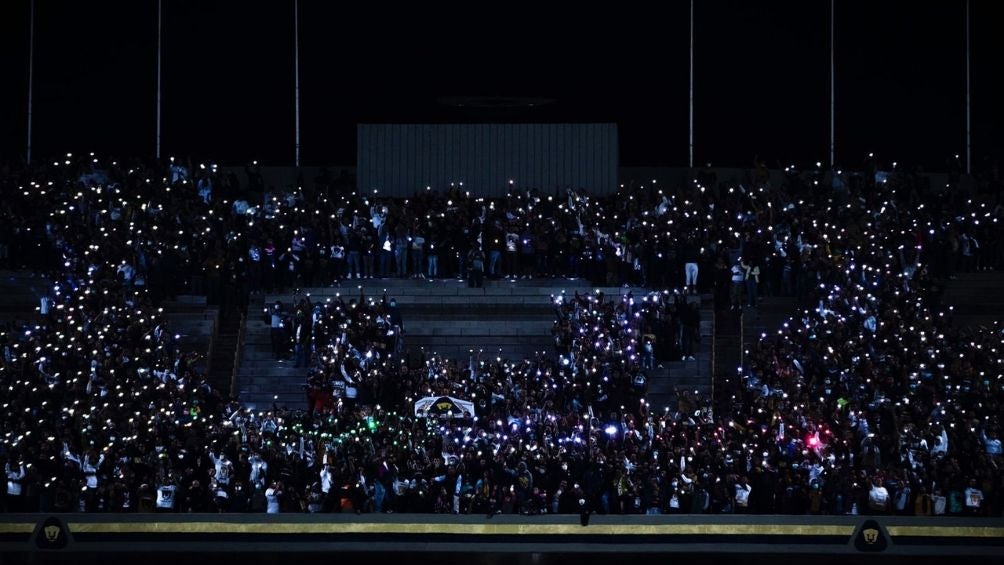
[404,321,554,337]
[172,322,215,336]
[650,374,710,387]
[211,351,237,363]
[698,320,713,337]
[406,336,553,347]
[269,278,646,289]
[261,294,588,307]
[239,381,307,394]
[238,394,307,412]
[243,349,283,361]
[402,309,556,320]
[404,345,548,360]
[239,370,309,380]
[263,285,649,302]
[162,311,219,321]
[654,351,712,367]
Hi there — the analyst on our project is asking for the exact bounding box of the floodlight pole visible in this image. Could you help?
[27,0,35,165]
[965,0,971,175]
[156,0,162,160]
[688,0,694,169]
[829,0,835,169]
[294,0,301,168]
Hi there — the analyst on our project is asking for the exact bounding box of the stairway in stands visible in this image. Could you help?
[712,307,743,411]
[240,279,715,413]
[713,295,797,413]
[645,294,714,413]
[742,296,800,350]
[941,271,1004,329]
[237,293,306,410]
[1,271,224,388]
[208,312,242,394]
[393,280,576,361]
[160,295,218,377]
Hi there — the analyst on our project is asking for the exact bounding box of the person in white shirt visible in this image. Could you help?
[156,476,177,512]
[867,478,890,514]
[232,199,250,215]
[117,262,135,285]
[169,162,188,184]
[932,488,947,515]
[320,464,334,497]
[81,451,104,490]
[666,479,682,514]
[40,294,51,318]
[211,479,230,512]
[370,205,386,232]
[210,450,233,486]
[734,476,752,512]
[63,444,105,508]
[930,425,949,457]
[249,452,268,488]
[5,462,26,511]
[197,176,213,204]
[411,233,426,279]
[980,427,1001,457]
[730,261,745,310]
[265,481,283,514]
[269,301,284,360]
[964,479,984,515]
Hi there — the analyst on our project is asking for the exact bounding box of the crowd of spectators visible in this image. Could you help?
[1,153,1003,516]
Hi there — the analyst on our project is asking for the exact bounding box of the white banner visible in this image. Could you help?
[414,396,475,419]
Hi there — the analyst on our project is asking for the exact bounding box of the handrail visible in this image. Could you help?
[710,307,716,404]
[205,309,218,380]
[738,309,745,371]
[230,312,246,399]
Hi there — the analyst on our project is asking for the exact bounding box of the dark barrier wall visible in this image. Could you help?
[357,124,619,197]
[3,514,1003,557]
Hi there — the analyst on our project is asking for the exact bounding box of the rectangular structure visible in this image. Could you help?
[357,123,618,196]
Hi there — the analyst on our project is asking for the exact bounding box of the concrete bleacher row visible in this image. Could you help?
[266,286,649,304]
[240,281,643,409]
[235,279,715,412]
[404,320,554,336]
[0,271,221,393]
[0,269,715,412]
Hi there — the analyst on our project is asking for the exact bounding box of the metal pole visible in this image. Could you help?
[294,0,301,167]
[965,0,971,175]
[156,0,162,160]
[689,0,694,169]
[829,0,835,168]
[26,0,35,165]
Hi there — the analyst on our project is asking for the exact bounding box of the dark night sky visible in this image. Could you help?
[0,1,1001,170]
